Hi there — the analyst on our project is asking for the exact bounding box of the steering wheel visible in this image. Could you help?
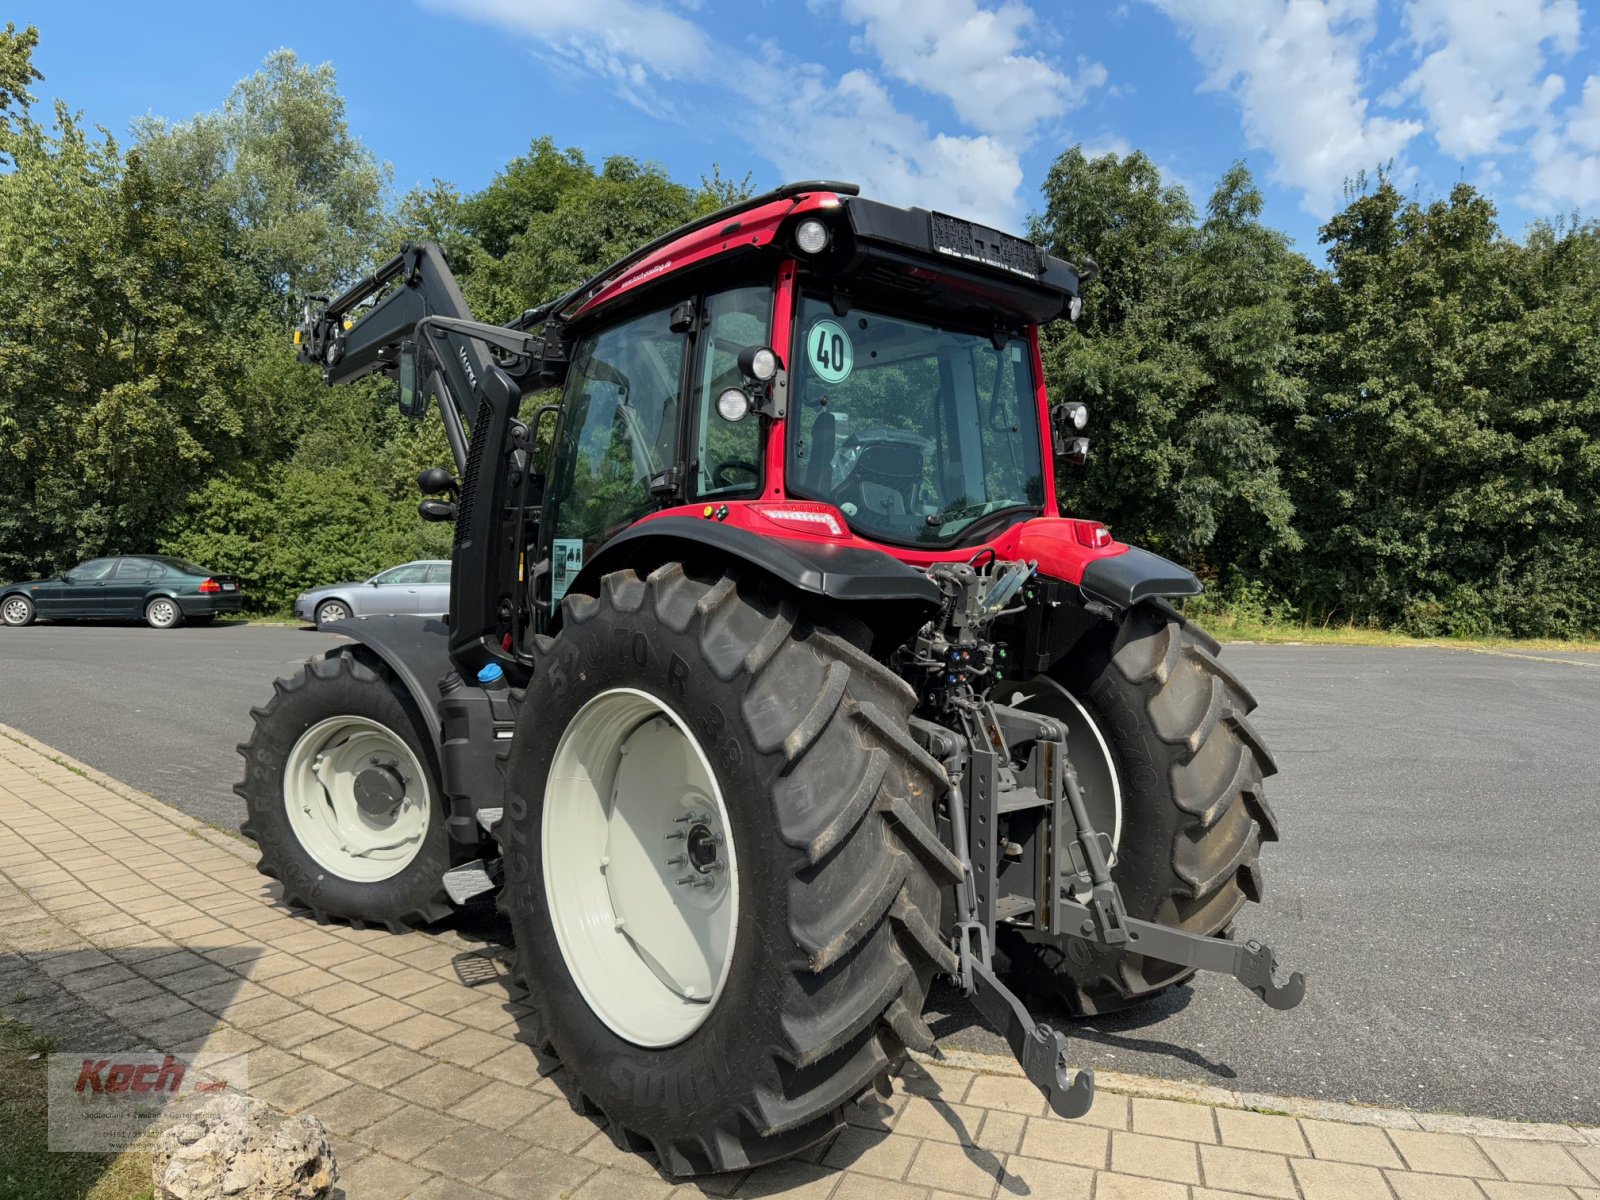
[712,460,760,489]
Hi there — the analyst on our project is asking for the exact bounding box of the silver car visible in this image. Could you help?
[294,561,451,628]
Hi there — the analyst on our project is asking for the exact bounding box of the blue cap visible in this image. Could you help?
[476,662,504,685]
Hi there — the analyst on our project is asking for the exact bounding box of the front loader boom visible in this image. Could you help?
[295,242,560,678]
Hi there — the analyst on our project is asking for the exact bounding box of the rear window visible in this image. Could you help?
[154,556,214,576]
[115,558,166,579]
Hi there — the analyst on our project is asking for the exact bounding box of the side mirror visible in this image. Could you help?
[418,467,458,496]
[1051,402,1089,461]
[396,341,427,419]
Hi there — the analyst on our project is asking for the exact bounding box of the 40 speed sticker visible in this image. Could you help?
[806,318,853,384]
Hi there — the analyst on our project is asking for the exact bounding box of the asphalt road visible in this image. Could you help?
[0,622,349,829]
[1,623,1597,1124]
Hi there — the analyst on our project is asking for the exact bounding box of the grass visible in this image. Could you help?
[0,1017,152,1200]
[1190,606,1600,655]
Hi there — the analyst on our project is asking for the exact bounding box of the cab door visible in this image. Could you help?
[541,303,689,610]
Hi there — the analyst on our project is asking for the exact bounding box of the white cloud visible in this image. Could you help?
[428,0,710,78]
[1151,0,1422,216]
[424,0,1102,229]
[425,0,713,115]
[1526,74,1600,208]
[836,0,1106,140]
[1397,0,1579,158]
[740,63,1023,225]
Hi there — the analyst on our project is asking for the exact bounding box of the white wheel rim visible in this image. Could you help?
[1004,675,1124,861]
[283,716,431,883]
[543,687,739,1048]
[3,598,27,624]
[149,600,176,627]
[320,603,347,623]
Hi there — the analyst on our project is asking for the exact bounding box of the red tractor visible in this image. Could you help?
[240,181,1300,1175]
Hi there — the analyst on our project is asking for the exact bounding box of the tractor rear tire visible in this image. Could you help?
[498,565,959,1176]
[236,650,453,930]
[1000,601,1279,1016]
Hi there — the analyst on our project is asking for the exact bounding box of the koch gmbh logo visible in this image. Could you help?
[48,1050,249,1151]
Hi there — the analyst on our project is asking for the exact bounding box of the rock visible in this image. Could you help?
[151,1092,338,1200]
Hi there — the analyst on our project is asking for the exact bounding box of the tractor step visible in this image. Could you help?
[442,857,501,905]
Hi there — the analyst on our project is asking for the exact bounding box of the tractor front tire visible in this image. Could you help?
[499,565,959,1176]
[236,650,453,930]
[1001,601,1280,1016]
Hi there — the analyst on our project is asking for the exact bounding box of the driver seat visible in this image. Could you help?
[805,411,837,495]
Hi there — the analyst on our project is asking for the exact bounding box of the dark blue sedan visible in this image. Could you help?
[1,555,243,629]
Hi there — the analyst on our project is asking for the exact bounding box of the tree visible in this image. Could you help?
[0,22,43,156]
[134,50,389,308]
[1031,149,1304,585]
[1292,178,1600,634]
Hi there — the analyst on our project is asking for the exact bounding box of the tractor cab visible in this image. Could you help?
[530,184,1114,642]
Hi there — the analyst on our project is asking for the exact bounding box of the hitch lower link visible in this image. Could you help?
[916,707,1305,1121]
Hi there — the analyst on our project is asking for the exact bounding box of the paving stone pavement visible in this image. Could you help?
[2,725,1598,1200]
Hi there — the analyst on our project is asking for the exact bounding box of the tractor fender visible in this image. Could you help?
[328,614,454,747]
[571,516,942,644]
[1078,545,1203,609]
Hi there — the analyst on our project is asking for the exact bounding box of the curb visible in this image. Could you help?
[5,721,1596,1150]
[916,1048,1599,1145]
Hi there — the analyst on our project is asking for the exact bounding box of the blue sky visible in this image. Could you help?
[15,1,1600,258]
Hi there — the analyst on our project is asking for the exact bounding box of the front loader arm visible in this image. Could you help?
[295,242,562,678]
[297,243,499,474]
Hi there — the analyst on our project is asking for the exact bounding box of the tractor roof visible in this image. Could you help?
[513,181,1082,333]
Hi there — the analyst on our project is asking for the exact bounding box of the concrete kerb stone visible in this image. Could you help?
[918,1047,1596,1145]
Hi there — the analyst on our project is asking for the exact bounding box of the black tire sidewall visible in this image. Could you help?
[240,657,451,923]
[500,612,802,1134]
[1000,606,1227,1009]
[1054,627,1191,923]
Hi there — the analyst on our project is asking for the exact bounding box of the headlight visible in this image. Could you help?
[716,387,751,422]
[1067,402,1088,429]
[737,345,779,382]
[794,218,830,255]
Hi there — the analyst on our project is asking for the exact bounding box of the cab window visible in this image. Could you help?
[546,305,686,601]
[692,286,769,499]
